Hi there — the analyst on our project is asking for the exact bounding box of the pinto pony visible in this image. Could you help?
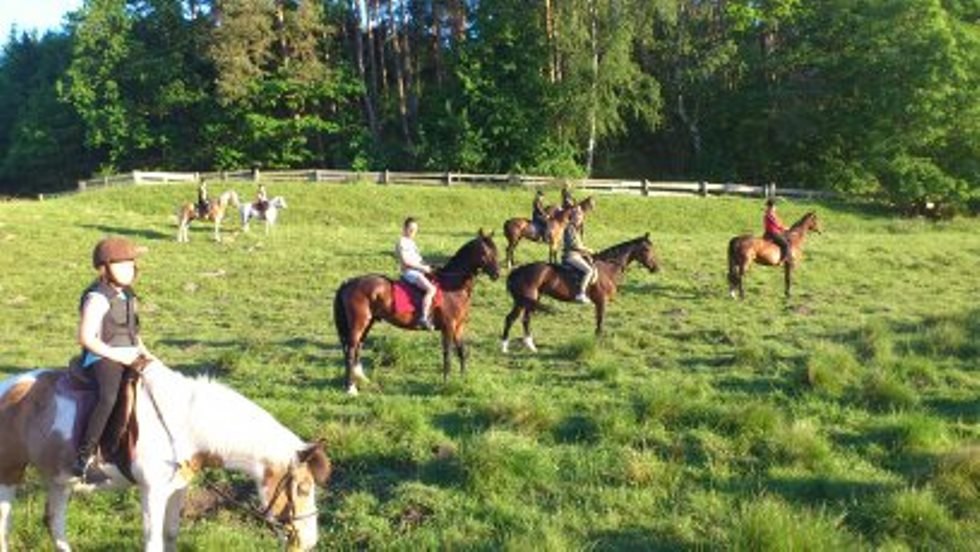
[501,233,659,352]
[241,196,287,235]
[727,211,822,299]
[176,189,240,243]
[0,361,330,552]
[503,196,595,268]
[333,230,500,395]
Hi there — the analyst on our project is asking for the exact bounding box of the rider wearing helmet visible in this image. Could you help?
[196,180,211,218]
[531,189,548,238]
[73,237,152,478]
[763,198,791,265]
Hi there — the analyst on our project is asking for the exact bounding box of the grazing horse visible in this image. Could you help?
[501,233,660,352]
[0,360,331,552]
[333,230,501,395]
[727,211,822,299]
[176,190,240,243]
[241,196,287,235]
[503,196,595,268]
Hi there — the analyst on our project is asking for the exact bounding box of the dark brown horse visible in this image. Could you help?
[727,211,822,299]
[333,230,501,395]
[500,234,659,352]
[503,196,595,268]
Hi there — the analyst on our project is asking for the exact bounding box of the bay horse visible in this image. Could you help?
[176,189,240,243]
[727,211,822,299]
[0,360,330,551]
[333,230,500,395]
[501,233,659,353]
[503,196,595,269]
[241,196,287,235]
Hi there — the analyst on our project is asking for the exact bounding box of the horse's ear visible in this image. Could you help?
[299,441,332,486]
[478,227,486,238]
[644,232,650,240]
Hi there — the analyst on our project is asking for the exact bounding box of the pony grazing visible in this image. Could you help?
[0,361,330,552]
[501,234,659,352]
[727,211,822,299]
[503,196,595,269]
[241,196,287,235]
[176,189,240,243]
[333,230,500,395]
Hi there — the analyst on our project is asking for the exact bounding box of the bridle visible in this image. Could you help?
[203,462,317,549]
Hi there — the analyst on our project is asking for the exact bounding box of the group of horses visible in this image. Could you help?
[0,187,821,552]
[175,189,287,243]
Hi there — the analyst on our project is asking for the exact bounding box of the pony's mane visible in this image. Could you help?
[789,211,816,231]
[183,375,303,467]
[438,236,488,275]
[596,235,648,262]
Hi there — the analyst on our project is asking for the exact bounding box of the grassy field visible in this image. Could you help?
[1,182,978,550]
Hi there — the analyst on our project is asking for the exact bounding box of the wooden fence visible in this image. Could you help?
[75,169,835,200]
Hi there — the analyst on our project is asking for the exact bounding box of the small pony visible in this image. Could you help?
[241,196,287,235]
[0,359,330,551]
[503,196,595,268]
[176,190,240,243]
[727,211,822,299]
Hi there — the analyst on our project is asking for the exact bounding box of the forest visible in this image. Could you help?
[0,1,977,213]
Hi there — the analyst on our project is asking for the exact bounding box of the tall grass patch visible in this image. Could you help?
[803,340,859,397]
[728,495,858,550]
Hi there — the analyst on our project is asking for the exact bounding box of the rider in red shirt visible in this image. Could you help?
[764,198,791,265]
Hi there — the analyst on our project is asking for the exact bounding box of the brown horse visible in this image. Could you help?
[176,189,240,243]
[333,230,501,395]
[503,196,595,268]
[500,234,660,352]
[727,211,822,299]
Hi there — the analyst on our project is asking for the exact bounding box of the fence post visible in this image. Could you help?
[383,169,390,184]
[78,180,87,191]
[252,168,260,182]
[312,170,321,183]
[220,170,227,182]
[699,180,708,197]
[641,179,649,197]
[103,176,109,187]
[444,171,452,186]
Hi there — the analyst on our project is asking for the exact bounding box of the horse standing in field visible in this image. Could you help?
[727,211,822,299]
[501,234,660,353]
[241,196,287,235]
[333,230,501,395]
[503,196,595,269]
[0,360,330,552]
[176,190,240,243]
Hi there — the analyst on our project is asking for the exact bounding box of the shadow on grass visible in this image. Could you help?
[80,223,171,241]
[589,526,697,551]
[757,473,900,507]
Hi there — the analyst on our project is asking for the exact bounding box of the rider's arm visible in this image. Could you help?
[78,294,140,365]
[397,242,431,273]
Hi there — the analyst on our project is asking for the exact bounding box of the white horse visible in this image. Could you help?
[241,196,287,235]
[176,189,240,243]
[0,360,330,552]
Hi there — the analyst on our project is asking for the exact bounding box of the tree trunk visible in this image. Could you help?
[353,0,380,144]
[401,0,418,130]
[387,0,413,149]
[432,0,444,85]
[585,0,599,176]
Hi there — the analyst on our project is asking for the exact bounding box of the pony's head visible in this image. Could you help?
[578,195,596,213]
[260,441,331,551]
[632,233,660,273]
[272,196,288,209]
[475,228,500,281]
[796,211,821,234]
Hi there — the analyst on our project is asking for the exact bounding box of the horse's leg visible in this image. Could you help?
[506,238,518,269]
[454,324,467,376]
[784,263,792,299]
[521,306,537,352]
[0,483,15,552]
[345,314,373,395]
[43,482,72,552]
[501,303,524,353]
[212,215,221,242]
[441,330,452,383]
[352,320,374,385]
[163,487,187,552]
[140,485,173,552]
[594,299,607,337]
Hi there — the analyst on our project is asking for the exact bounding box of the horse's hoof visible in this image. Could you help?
[346,385,359,396]
[352,364,370,383]
[501,340,509,354]
[522,337,537,353]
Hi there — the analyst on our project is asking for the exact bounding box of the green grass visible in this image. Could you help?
[1,183,978,549]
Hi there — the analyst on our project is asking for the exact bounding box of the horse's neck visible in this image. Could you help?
[144,365,300,474]
[596,248,633,283]
[787,221,811,246]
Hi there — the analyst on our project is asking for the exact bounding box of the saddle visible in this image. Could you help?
[392,277,444,317]
[62,355,149,483]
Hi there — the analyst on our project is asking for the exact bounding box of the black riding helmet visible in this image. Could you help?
[92,237,145,269]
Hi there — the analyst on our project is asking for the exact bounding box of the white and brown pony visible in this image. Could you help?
[240,196,287,235]
[176,190,240,243]
[0,360,330,552]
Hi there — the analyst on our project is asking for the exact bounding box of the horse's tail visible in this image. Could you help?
[727,237,741,288]
[333,281,351,352]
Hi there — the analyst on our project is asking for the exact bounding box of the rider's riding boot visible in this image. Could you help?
[418,317,435,331]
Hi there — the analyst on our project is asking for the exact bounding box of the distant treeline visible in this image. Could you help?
[0,1,977,213]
